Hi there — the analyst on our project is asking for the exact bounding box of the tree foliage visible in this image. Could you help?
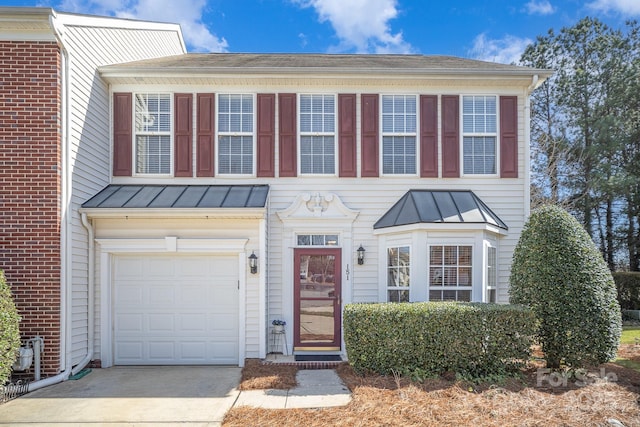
[521,18,640,270]
[510,205,622,368]
[0,270,20,384]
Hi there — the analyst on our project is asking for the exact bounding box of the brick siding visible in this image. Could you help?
[0,41,62,376]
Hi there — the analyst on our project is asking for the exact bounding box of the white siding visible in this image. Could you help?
[62,22,184,365]
[104,75,531,357]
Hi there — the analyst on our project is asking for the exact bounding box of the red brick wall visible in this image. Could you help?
[0,41,62,376]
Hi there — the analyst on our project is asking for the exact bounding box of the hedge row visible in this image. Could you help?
[614,272,640,310]
[343,302,535,378]
[0,271,20,384]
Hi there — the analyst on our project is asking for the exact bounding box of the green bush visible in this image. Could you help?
[509,205,622,368]
[0,270,21,384]
[343,302,535,378]
[613,272,640,310]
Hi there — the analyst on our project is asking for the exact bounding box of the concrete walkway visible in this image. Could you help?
[0,366,351,426]
[234,369,352,409]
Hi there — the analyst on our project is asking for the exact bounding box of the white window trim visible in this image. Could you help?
[460,94,500,178]
[297,93,338,176]
[427,243,474,302]
[295,233,341,247]
[132,92,173,177]
[215,93,257,177]
[484,241,498,303]
[385,244,411,302]
[380,93,419,177]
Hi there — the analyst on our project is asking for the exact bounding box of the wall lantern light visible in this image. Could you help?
[249,251,258,274]
[357,245,365,265]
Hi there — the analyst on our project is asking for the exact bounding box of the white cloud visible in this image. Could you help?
[468,33,533,65]
[57,0,227,52]
[524,0,556,15]
[292,0,413,53]
[587,0,640,15]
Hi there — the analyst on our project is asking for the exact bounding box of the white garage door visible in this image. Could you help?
[113,255,239,365]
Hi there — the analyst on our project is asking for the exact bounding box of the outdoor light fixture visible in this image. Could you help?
[357,245,365,265]
[249,251,258,274]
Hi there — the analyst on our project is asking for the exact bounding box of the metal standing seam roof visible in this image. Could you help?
[81,184,269,209]
[373,190,508,230]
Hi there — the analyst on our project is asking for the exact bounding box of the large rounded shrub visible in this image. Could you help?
[509,205,621,368]
[0,270,20,384]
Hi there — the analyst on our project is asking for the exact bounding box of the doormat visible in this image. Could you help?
[294,354,342,362]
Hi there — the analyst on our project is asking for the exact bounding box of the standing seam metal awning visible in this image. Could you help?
[81,184,269,209]
[373,190,508,230]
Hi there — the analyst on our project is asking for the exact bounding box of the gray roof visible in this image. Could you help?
[99,53,551,77]
[374,190,507,230]
[82,184,269,209]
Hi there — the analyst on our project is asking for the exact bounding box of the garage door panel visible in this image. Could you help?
[113,255,239,365]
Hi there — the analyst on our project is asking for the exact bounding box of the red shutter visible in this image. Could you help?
[338,94,357,177]
[420,95,438,177]
[279,93,297,177]
[441,95,460,178]
[257,94,275,177]
[113,92,132,176]
[196,93,215,177]
[361,94,379,177]
[174,93,193,177]
[500,96,518,178]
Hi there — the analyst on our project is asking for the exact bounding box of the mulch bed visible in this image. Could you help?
[227,348,640,427]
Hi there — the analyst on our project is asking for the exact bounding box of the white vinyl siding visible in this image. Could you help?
[387,246,410,302]
[463,95,497,175]
[61,21,184,366]
[218,94,254,175]
[299,94,335,174]
[382,95,417,175]
[134,93,172,174]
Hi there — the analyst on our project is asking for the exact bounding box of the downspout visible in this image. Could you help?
[28,11,73,392]
[72,212,95,375]
[523,74,539,218]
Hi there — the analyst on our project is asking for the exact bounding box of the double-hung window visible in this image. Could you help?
[462,95,497,175]
[382,95,417,174]
[299,94,335,174]
[387,246,410,302]
[218,94,254,175]
[429,245,472,302]
[134,93,171,174]
[486,245,497,303]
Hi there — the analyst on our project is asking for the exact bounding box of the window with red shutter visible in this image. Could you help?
[279,93,297,177]
[113,92,132,176]
[196,93,215,177]
[257,93,275,177]
[500,96,518,178]
[361,94,379,177]
[174,93,193,177]
[338,94,357,177]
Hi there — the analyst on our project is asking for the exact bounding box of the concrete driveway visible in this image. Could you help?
[0,366,241,426]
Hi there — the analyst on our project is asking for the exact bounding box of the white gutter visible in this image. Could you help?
[72,213,95,375]
[28,11,73,391]
[524,74,540,218]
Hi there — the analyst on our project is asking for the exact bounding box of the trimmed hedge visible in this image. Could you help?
[0,271,20,384]
[614,272,640,310]
[343,302,535,378]
[510,205,622,368]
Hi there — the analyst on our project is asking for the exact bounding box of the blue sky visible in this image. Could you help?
[2,0,639,63]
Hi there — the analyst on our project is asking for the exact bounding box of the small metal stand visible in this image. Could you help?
[270,328,288,355]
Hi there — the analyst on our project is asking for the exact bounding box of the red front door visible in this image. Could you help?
[293,248,341,350]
